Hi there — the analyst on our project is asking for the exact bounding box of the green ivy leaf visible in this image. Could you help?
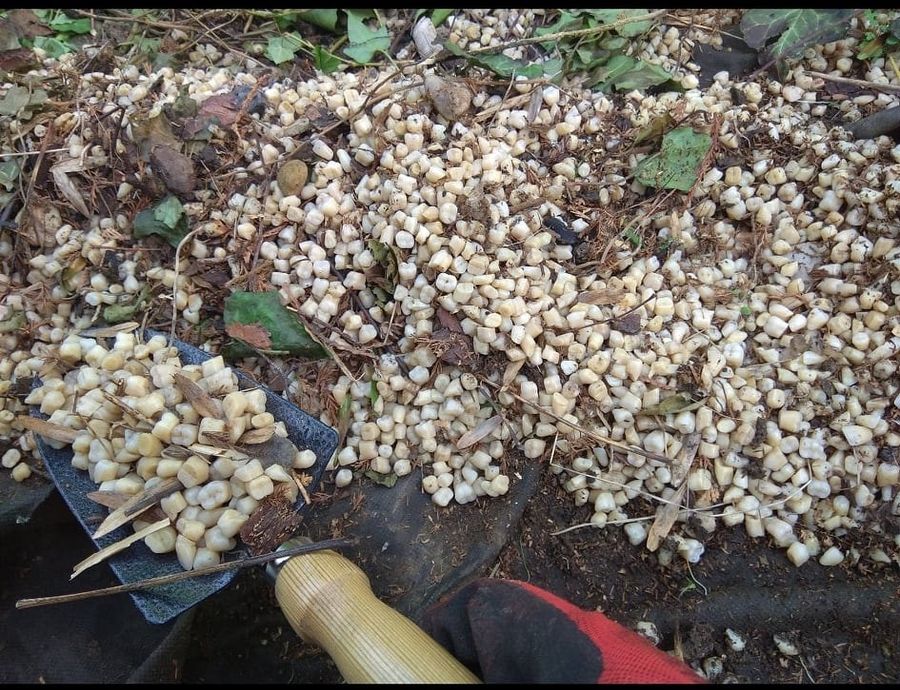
[589,54,673,92]
[47,13,91,35]
[153,194,184,228]
[313,44,341,74]
[223,290,330,360]
[343,10,390,63]
[0,160,20,191]
[364,469,398,488]
[265,34,303,65]
[103,285,150,324]
[367,239,399,294]
[740,9,855,61]
[0,311,24,334]
[431,9,455,27]
[857,35,885,60]
[535,10,583,47]
[298,9,339,32]
[369,379,379,407]
[634,126,712,193]
[444,41,563,79]
[33,35,74,58]
[133,195,188,246]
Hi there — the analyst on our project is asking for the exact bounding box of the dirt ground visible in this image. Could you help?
[177,466,900,684]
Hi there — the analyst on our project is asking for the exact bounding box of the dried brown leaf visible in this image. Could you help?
[670,432,700,487]
[160,445,191,461]
[225,322,272,351]
[173,372,223,420]
[645,482,687,553]
[73,518,170,579]
[8,9,52,38]
[150,144,196,195]
[15,416,79,443]
[0,47,35,71]
[527,86,543,124]
[612,311,642,334]
[51,159,90,218]
[239,426,275,445]
[78,322,140,337]
[456,415,503,449]
[645,432,699,552]
[435,306,464,334]
[502,359,525,388]
[238,435,299,469]
[578,286,627,306]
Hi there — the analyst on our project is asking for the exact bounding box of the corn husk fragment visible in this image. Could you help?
[72,518,170,579]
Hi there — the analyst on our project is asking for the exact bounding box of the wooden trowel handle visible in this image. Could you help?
[274,549,480,683]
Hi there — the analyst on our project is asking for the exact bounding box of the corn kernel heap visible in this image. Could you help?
[25,331,316,571]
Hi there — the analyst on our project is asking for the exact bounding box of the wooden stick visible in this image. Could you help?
[16,537,356,611]
[806,70,900,94]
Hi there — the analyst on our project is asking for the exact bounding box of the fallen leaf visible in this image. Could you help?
[343,10,391,64]
[364,469,398,487]
[527,86,543,123]
[50,158,92,217]
[435,306,464,334]
[225,323,272,350]
[132,194,188,246]
[612,311,642,334]
[182,85,265,138]
[543,216,578,244]
[645,482,687,553]
[8,9,52,38]
[130,112,180,160]
[502,359,525,387]
[222,290,329,360]
[238,426,275,445]
[86,492,172,523]
[266,33,303,65]
[150,144,196,195]
[173,372,224,420]
[0,47,36,71]
[639,393,706,417]
[645,432,699,552]
[634,126,712,193]
[15,415,79,443]
[456,415,503,449]
[578,286,627,306]
[443,40,563,79]
[239,435,301,469]
[740,9,854,62]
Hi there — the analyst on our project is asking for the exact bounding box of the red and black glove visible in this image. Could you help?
[422,579,704,684]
